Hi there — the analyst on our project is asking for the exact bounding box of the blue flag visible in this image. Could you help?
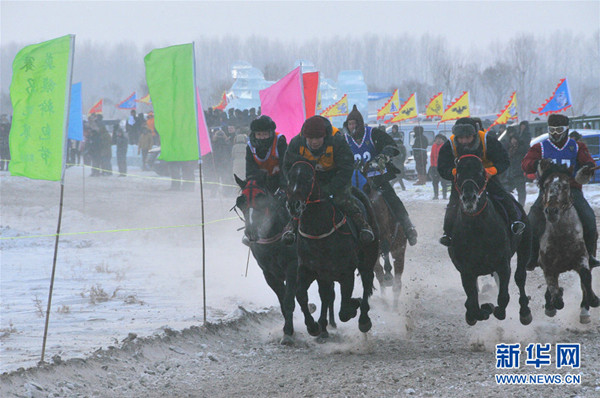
[532,78,572,116]
[117,92,137,109]
[68,82,83,141]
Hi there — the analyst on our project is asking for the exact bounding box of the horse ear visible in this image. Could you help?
[234,174,246,188]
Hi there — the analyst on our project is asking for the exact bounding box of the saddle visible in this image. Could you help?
[489,192,525,230]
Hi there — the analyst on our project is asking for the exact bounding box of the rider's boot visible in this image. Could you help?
[281,218,298,245]
[439,201,457,247]
[350,212,375,243]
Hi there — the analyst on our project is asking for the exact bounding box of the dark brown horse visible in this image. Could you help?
[287,160,379,337]
[535,162,600,323]
[359,164,407,308]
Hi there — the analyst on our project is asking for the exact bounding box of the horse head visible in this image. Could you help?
[234,174,280,242]
[454,155,488,214]
[286,161,321,217]
[539,162,573,224]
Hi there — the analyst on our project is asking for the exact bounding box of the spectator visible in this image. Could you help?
[412,126,429,185]
[389,125,406,191]
[429,134,449,200]
[98,116,112,176]
[87,114,102,176]
[114,124,128,176]
[126,110,138,145]
[0,114,12,171]
[138,127,154,171]
[232,132,248,180]
[504,135,528,206]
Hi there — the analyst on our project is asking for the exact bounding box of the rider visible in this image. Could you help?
[282,115,375,244]
[521,113,599,269]
[246,115,288,194]
[342,105,418,246]
[241,115,287,246]
[438,117,525,247]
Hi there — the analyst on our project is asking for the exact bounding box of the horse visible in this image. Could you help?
[234,174,336,345]
[286,160,379,338]
[448,154,532,326]
[358,161,407,308]
[535,162,600,323]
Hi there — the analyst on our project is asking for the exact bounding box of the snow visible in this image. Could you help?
[2,165,600,374]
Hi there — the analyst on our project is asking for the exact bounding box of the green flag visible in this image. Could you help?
[144,43,199,162]
[9,35,74,181]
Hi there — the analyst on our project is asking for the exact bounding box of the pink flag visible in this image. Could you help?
[196,86,212,156]
[259,67,305,142]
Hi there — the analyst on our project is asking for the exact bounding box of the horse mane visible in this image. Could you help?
[351,186,379,239]
[538,162,571,189]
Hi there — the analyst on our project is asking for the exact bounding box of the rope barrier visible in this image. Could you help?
[0,216,240,241]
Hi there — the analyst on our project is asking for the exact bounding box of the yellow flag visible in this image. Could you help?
[488,92,518,130]
[440,91,470,123]
[320,94,348,117]
[425,92,443,118]
[389,93,418,123]
[376,89,400,120]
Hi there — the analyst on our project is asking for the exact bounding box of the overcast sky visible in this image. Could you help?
[2,1,599,49]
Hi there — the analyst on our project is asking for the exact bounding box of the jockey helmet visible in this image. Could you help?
[250,115,276,149]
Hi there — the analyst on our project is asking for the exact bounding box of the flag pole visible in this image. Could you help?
[41,34,75,364]
[191,42,207,325]
[82,153,85,214]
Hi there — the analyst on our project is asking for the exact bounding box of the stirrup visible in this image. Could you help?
[241,235,251,247]
[511,221,526,235]
[359,228,375,243]
[406,227,418,246]
[439,234,451,247]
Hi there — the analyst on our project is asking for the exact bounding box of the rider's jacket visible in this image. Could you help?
[245,133,288,193]
[438,130,509,182]
[522,135,595,190]
[247,132,283,176]
[283,127,354,194]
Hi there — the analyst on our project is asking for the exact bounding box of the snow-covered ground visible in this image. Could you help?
[2,166,600,374]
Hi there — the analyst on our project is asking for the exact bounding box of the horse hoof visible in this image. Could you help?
[317,330,330,341]
[359,319,372,333]
[493,307,506,320]
[580,314,591,324]
[280,334,295,346]
[554,299,564,310]
[307,322,321,337]
[481,303,495,318]
[465,314,477,326]
[520,312,533,325]
[545,307,557,317]
[308,303,317,314]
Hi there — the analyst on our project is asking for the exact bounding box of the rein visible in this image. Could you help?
[291,160,348,240]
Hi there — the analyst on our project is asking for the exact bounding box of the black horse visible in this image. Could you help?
[234,175,331,345]
[448,155,532,326]
[286,160,379,337]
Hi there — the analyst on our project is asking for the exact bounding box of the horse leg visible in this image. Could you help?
[461,272,491,325]
[391,241,406,309]
[543,272,561,317]
[281,263,298,345]
[328,289,337,329]
[338,273,359,322]
[493,265,510,320]
[577,264,600,324]
[514,258,532,325]
[358,265,375,333]
[262,270,293,343]
[373,257,386,292]
[316,279,334,339]
[296,267,320,336]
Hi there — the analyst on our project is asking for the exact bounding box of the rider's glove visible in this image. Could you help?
[484,166,497,178]
[375,154,390,170]
[575,164,595,185]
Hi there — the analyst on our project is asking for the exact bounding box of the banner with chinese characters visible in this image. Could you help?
[9,35,74,181]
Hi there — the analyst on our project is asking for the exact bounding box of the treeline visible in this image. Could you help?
[1,30,598,119]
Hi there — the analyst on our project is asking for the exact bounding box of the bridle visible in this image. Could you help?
[542,172,574,213]
[234,180,284,245]
[289,160,348,240]
[455,154,489,216]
